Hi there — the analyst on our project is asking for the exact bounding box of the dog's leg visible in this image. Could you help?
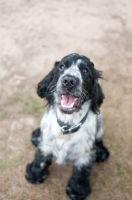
[95,140,109,162]
[25,149,52,184]
[66,163,93,200]
[95,114,110,162]
[31,128,42,147]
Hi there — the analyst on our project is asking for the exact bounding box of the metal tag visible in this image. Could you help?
[57,131,70,141]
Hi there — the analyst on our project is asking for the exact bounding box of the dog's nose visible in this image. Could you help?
[62,76,77,88]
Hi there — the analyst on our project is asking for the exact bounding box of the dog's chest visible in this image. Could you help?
[40,107,96,164]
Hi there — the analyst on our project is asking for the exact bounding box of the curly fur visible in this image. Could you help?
[25,53,109,200]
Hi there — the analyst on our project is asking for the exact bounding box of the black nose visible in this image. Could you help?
[62,76,77,88]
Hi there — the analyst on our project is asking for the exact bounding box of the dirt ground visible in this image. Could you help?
[0,0,132,200]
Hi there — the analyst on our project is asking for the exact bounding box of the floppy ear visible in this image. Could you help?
[37,62,59,103]
[90,68,105,114]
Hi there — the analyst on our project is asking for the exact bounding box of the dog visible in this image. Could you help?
[25,53,109,200]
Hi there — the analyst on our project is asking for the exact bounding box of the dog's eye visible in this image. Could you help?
[59,64,65,71]
[82,68,89,74]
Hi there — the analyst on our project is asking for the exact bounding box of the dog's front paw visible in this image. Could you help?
[25,162,49,184]
[66,177,91,200]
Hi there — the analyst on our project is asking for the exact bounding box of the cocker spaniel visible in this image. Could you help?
[25,53,109,200]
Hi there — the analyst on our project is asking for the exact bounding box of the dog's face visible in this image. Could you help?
[55,55,94,114]
[37,53,104,114]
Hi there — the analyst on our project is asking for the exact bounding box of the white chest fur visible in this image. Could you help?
[39,103,97,167]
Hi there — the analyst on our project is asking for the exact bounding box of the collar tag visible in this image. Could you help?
[57,131,70,141]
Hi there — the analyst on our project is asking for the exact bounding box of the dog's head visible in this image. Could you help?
[37,53,104,114]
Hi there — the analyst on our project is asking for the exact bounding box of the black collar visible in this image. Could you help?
[56,109,89,135]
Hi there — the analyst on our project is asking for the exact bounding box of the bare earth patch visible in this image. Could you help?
[0,1,131,200]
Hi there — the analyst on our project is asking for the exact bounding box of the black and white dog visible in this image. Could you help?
[25,53,109,200]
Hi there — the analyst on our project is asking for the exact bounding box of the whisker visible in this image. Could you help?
[45,88,56,94]
[82,89,90,101]
[82,88,89,96]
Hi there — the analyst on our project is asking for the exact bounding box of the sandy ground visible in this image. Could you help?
[0,0,132,200]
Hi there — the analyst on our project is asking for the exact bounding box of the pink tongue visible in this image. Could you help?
[61,94,76,107]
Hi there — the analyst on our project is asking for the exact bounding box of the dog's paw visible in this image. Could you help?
[66,177,91,200]
[25,162,49,184]
[96,146,110,162]
[31,128,41,147]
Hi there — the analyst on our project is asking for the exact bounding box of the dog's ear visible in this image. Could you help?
[90,67,105,114]
[37,61,59,101]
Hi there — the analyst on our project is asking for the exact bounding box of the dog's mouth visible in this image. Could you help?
[61,94,78,108]
[58,93,79,114]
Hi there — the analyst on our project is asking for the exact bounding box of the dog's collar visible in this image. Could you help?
[56,109,89,135]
